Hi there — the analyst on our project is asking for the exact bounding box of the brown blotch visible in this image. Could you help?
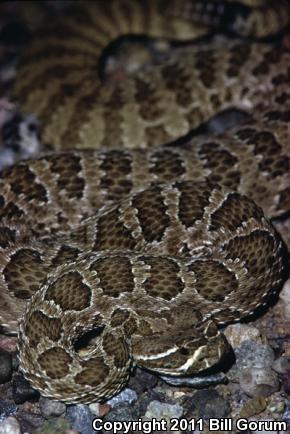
[189,260,238,302]
[142,256,184,300]
[45,271,91,311]
[25,310,62,346]
[176,180,212,227]
[4,248,47,298]
[49,154,85,199]
[194,49,216,87]
[0,201,24,221]
[37,347,72,379]
[149,150,185,182]
[90,256,134,298]
[100,107,124,149]
[0,227,16,248]
[132,186,170,242]
[99,150,133,200]
[135,78,163,120]
[225,230,276,277]
[253,46,282,75]
[3,164,47,203]
[94,208,136,251]
[267,109,290,123]
[74,356,109,387]
[162,61,193,106]
[271,68,290,86]
[198,142,240,189]
[102,332,129,368]
[235,127,256,142]
[51,245,80,266]
[210,193,264,232]
[245,131,289,179]
[123,316,138,336]
[145,125,171,146]
[228,43,251,77]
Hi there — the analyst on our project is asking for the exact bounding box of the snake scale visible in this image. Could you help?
[0,0,290,404]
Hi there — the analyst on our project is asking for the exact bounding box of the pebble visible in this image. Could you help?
[39,397,66,418]
[279,278,290,319]
[272,356,290,374]
[12,374,40,404]
[33,416,72,434]
[144,400,183,420]
[224,323,261,348]
[235,341,275,370]
[187,389,230,420]
[239,397,268,418]
[89,402,111,417]
[107,388,138,407]
[0,416,21,434]
[103,403,139,433]
[0,399,17,421]
[228,340,276,383]
[239,367,280,397]
[0,352,12,384]
[66,404,95,434]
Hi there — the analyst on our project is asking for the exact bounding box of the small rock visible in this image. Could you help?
[188,389,230,420]
[224,323,261,348]
[228,341,276,382]
[33,416,71,434]
[0,399,17,420]
[239,397,268,418]
[268,397,285,417]
[12,373,39,404]
[107,388,137,407]
[235,342,275,370]
[104,403,138,434]
[279,278,290,319]
[144,401,183,420]
[0,416,21,434]
[0,351,12,384]
[0,336,17,354]
[239,367,280,397]
[39,397,66,418]
[272,356,290,374]
[66,404,95,434]
[89,402,111,417]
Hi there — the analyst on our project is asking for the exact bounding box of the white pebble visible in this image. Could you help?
[0,417,21,434]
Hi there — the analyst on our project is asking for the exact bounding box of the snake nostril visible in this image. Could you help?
[73,326,105,356]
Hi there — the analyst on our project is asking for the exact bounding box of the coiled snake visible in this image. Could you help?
[0,0,290,403]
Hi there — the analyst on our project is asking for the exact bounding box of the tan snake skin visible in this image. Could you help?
[0,0,289,403]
